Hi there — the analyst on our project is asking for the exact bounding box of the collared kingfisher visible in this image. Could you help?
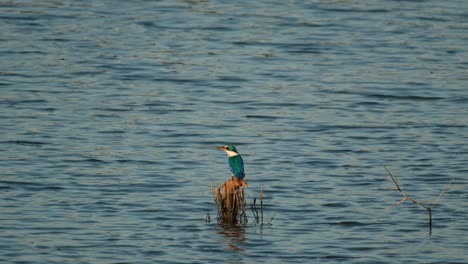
[216,145,245,180]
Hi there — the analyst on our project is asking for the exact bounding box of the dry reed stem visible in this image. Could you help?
[260,185,264,224]
[250,185,268,225]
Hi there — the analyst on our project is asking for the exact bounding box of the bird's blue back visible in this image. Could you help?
[228,155,245,180]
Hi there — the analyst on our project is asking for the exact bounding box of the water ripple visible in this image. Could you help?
[1,0,467,263]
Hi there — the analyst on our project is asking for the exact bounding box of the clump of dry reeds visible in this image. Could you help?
[213,177,249,224]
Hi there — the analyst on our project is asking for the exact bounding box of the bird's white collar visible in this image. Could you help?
[224,150,239,157]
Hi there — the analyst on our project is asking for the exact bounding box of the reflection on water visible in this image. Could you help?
[217,223,246,252]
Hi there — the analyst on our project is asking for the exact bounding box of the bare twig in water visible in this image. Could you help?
[267,212,276,225]
[383,166,453,230]
[431,178,454,209]
[260,185,264,224]
[250,185,275,226]
[251,197,259,222]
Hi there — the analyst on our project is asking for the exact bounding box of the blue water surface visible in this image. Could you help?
[1,0,468,263]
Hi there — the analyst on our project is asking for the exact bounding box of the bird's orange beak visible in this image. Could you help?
[215,146,226,151]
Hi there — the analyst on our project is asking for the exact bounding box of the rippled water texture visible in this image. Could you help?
[1,0,468,263]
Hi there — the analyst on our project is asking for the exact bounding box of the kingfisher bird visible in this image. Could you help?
[216,145,245,180]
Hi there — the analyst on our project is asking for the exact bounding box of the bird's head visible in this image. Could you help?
[215,145,239,156]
